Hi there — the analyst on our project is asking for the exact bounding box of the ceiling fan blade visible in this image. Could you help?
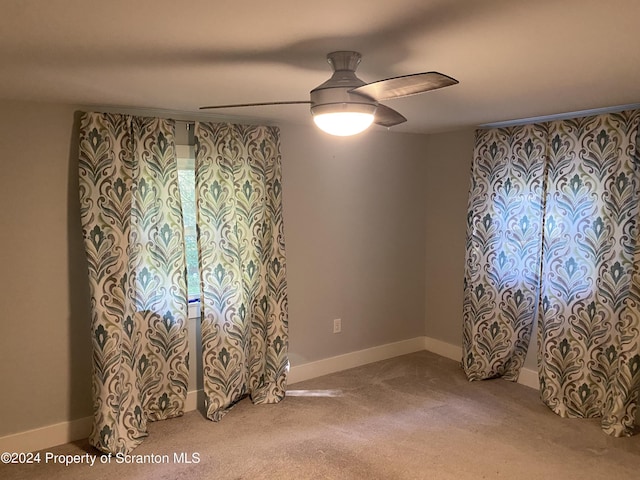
[374,104,407,127]
[351,72,458,102]
[200,100,310,110]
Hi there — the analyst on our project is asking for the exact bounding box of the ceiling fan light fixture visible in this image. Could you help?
[311,103,376,136]
[200,51,458,134]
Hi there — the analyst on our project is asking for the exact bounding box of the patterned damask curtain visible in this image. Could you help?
[539,111,640,436]
[78,113,189,453]
[194,122,289,421]
[462,124,547,381]
[463,109,640,436]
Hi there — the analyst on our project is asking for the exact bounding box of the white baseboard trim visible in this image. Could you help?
[185,388,202,412]
[0,416,93,455]
[516,366,540,390]
[287,336,427,385]
[421,337,539,390]
[0,335,539,453]
[0,389,204,454]
[423,336,464,361]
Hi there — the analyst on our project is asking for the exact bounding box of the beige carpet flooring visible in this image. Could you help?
[2,350,639,479]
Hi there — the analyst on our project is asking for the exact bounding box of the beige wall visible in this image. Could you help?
[423,129,474,346]
[280,124,429,366]
[0,101,434,437]
[0,101,93,436]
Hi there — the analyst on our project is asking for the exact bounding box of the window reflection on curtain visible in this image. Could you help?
[463,109,640,436]
[462,124,547,381]
[78,113,189,454]
[539,112,640,436]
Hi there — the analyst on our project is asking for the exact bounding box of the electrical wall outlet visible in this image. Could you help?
[333,318,342,334]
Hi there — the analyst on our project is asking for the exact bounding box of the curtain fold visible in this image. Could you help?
[194,122,289,421]
[462,124,547,381]
[539,111,640,436]
[78,113,189,453]
[463,109,640,436]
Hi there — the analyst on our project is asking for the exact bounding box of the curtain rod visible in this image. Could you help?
[480,103,640,128]
[82,105,277,126]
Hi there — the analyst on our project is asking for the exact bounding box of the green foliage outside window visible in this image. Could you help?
[177,166,200,298]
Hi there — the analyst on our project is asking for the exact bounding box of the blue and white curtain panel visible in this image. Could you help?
[463,109,640,436]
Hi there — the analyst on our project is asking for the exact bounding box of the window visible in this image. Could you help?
[176,145,200,319]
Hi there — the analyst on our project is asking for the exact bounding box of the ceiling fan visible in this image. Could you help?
[200,51,458,136]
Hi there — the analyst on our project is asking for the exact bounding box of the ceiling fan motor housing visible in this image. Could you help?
[310,51,378,117]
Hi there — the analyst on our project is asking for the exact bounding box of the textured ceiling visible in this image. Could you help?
[1,0,639,133]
